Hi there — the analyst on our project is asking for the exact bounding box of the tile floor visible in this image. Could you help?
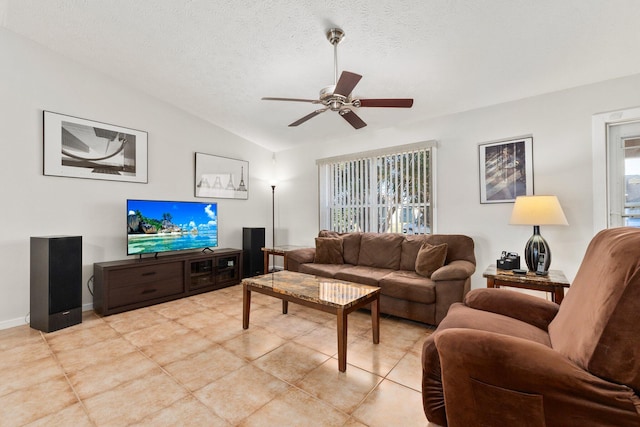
[0,284,434,426]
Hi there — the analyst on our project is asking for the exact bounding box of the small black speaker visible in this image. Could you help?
[30,236,82,332]
[243,227,265,277]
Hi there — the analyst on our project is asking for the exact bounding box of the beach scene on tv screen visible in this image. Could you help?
[127,200,218,254]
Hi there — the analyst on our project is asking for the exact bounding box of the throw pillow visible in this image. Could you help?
[314,237,344,264]
[415,242,448,277]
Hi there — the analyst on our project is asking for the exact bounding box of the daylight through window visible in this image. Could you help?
[318,142,434,234]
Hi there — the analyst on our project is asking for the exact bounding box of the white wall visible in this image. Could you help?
[276,73,640,292]
[0,28,274,329]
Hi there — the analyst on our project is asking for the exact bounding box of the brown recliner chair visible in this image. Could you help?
[422,227,640,427]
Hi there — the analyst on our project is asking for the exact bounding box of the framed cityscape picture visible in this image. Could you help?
[194,152,249,199]
[43,111,148,183]
[479,136,533,203]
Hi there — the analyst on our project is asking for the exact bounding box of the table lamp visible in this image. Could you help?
[509,195,568,272]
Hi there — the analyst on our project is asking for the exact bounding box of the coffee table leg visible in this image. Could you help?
[371,297,380,344]
[242,284,251,329]
[282,300,288,314]
[337,308,347,372]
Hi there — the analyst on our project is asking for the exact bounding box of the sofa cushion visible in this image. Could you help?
[424,234,475,265]
[415,243,448,277]
[334,265,391,287]
[400,235,428,271]
[318,230,362,265]
[358,233,404,270]
[379,270,436,304]
[314,237,344,264]
[299,263,351,278]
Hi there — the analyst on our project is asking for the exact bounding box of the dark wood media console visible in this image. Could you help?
[93,248,242,316]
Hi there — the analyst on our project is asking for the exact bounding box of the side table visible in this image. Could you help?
[483,264,570,304]
[261,245,307,274]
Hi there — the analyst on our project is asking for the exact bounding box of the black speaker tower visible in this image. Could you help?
[30,236,82,332]
[243,227,265,277]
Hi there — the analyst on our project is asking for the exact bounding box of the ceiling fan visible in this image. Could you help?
[262,28,413,129]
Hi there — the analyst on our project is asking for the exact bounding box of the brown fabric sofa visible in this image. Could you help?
[285,231,476,325]
[422,227,640,426]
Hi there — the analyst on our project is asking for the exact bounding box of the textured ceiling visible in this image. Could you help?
[3,0,640,152]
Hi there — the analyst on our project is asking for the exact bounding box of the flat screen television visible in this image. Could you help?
[127,199,218,256]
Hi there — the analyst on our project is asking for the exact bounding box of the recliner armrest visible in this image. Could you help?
[433,328,640,427]
[464,288,559,331]
[430,260,475,281]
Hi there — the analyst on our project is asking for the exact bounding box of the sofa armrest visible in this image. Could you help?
[430,260,475,281]
[464,288,559,331]
[433,328,640,427]
[285,247,315,272]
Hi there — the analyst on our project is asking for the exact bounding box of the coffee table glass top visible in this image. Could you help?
[242,271,380,309]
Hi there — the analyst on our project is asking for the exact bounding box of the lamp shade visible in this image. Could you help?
[509,195,568,226]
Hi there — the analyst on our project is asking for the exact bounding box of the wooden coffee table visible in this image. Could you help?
[242,270,380,372]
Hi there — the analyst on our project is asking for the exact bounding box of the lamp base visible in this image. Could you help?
[524,226,551,272]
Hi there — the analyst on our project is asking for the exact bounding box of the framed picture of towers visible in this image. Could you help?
[195,152,249,200]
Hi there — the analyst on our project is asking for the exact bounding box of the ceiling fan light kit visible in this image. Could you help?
[262,28,413,129]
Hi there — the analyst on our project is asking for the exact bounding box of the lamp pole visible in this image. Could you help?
[271,184,276,273]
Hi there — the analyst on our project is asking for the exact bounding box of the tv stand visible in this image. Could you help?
[93,248,242,316]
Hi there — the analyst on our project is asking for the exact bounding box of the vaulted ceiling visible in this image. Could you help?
[3,1,640,151]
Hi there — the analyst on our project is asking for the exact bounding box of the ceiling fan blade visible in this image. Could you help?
[340,110,367,129]
[358,98,414,108]
[334,71,362,97]
[288,109,327,127]
[262,97,319,103]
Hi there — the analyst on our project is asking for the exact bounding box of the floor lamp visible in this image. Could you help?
[271,183,276,272]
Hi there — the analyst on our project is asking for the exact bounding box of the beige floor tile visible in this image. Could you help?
[139,328,214,365]
[67,350,159,399]
[346,335,408,377]
[239,387,349,427]
[254,341,330,383]
[24,402,94,427]
[296,358,383,414]
[123,320,190,348]
[195,364,290,425]
[163,345,246,391]
[293,325,355,358]
[83,370,187,426]
[0,377,78,426]
[103,308,169,334]
[221,326,287,361]
[386,350,423,391]
[343,417,369,427]
[287,304,336,324]
[352,379,429,427]
[0,325,43,351]
[378,317,432,352]
[0,354,64,397]
[196,317,247,344]
[45,322,120,353]
[55,336,138,373]
[152,298,208,319]
[175,309,234,331]
[129,395,230,427]
[0,340,52,371]
[261,310,324,340]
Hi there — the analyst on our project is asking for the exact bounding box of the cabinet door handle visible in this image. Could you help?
[142,272,156,276]
[141,288,157,294]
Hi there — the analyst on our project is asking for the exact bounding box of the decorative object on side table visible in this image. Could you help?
[509,195,568,272]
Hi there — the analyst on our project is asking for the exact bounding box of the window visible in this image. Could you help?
[318,142,435,234]
[608,121,640,228]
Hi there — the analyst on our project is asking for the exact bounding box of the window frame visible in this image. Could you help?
[317,141,437,234]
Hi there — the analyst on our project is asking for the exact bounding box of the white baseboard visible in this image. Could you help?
[0,303,95,331]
